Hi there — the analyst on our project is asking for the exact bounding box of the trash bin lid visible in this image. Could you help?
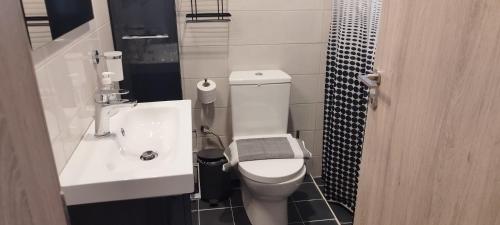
[197,148,226,163]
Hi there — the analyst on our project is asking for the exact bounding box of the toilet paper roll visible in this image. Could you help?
[104,51,124,81]
[197,79,217,104]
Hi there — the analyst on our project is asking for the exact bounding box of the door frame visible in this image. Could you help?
[0,0,68,224]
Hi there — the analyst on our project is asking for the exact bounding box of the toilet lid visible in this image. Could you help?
[239,158,304,184]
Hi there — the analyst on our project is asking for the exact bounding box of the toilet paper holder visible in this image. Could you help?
[197,78,217,104]
[202,78,210,87]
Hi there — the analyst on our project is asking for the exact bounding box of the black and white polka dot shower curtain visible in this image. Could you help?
[321,0,381,212]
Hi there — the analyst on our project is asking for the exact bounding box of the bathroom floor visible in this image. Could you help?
[191,174,343,225]
[314,178,354,225]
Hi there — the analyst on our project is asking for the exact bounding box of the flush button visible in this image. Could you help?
[255,72,263,76]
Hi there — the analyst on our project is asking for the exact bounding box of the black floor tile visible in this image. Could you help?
[199,199,230,210]
[328,203,353,223]
[192,211,199,225]
[314,177,325,186]
[230,189,243,207]
[199,208,234,225]
[304,220,339,225]
[318,185,325,194]
[303,174,314,183]
[296,200,334,222]
[231,179,241,189]
[192,200,199,211]
[292,183,323,201]
[233,207,252,225]
[232,205,302,225]
[288,203,302,224]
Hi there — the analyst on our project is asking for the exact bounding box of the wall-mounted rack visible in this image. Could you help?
[186,0,231,23]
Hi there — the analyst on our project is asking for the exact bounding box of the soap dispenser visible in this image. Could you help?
[97,72,116,103]
[101,72,115,90]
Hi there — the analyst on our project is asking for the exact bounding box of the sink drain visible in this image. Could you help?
[140,150,158,161]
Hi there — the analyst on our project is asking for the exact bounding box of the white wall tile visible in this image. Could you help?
[306,156,323,177]
[51,135,66,172]
[289,103,316,131]
[291,75,320,104]
[36,71,61,140]
[229,0,324,11]
[60,99,94,159]
[317,74,326,103]
[181,45,229,78]
[228,44,322,75]
[229,11,323,45]
[97,23,115,55]
[33,3,113,173]
[319,42,328,74]
[311,156,323,177]
[177,13,185,41]
[36,64,80,135]
[180,19,230,46]
[177,0,324,12]
[306,157,314,174]
[321,10,333,43]
[175,0,182,11]
[177,0,228,12]
[315,103,325,129]
[192,107,232,137]
[298,130,314,152]
[91,0,111,28]
[323,0,332,11]
[194,135,231,152]
[32,24,93,68]
[313,129,324,156]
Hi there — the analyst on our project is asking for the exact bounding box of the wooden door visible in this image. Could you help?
[355,0,500,225]
[0,0,69,225]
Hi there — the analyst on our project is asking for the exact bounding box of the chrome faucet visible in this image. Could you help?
[94,89,137,137]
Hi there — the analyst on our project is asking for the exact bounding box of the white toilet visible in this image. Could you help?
[229,70,306,225]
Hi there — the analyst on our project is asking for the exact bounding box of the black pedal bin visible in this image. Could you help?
[197,148,231,203]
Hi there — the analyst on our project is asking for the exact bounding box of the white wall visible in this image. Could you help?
[32,0,114,173]
[177,0,332,176]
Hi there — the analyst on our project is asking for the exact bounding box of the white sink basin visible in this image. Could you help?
[59,100,193,205]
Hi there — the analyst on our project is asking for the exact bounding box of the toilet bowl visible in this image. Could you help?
[239,158,306,225]
[229,70,305,225]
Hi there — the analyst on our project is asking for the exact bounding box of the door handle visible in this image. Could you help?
[358,69,382,110]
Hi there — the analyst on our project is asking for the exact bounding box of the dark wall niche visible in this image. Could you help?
[108,0,183,102]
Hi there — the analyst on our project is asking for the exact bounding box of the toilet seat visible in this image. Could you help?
[239,158,304,184]
[232,134,306,184]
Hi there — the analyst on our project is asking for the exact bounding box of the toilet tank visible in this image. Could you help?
[229,70,291,138]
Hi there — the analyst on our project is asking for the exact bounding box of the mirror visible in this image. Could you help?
[20,0,94,49]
